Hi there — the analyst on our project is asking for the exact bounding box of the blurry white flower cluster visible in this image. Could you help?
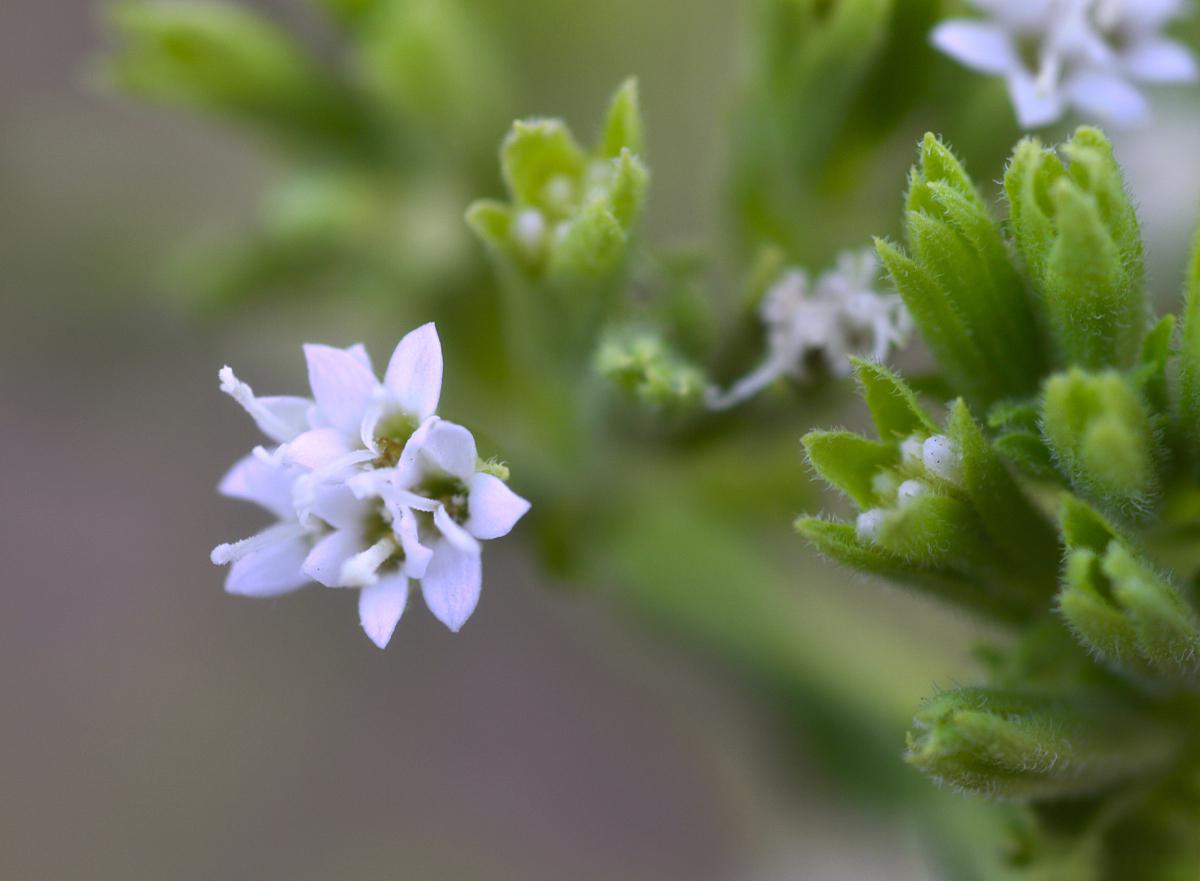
[933,0,1197,128]
[706,249,912,410]
[210,324,530,648]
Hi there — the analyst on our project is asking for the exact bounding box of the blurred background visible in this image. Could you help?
[4,1,1200,879]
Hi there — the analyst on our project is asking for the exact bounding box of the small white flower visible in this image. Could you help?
[932,0,1197,129]
[856,509,886,542]
[211,324,530,648]
[378,420,532,633]
[897,479,929,505]
[706,249,911,409]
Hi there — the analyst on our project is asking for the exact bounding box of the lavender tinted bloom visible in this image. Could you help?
[932,0,1197,128]
[706,249,911,410]
[211,324,529,648]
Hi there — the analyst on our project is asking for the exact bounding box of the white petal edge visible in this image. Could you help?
[303,343,380,434]
[417,420,478,482]
[359,575,409,649]
[225,535,311,597]
[1064,70,1149,127]
[420,539,482,633]
[1123,39,1198,83]
[302,528,365,587]
[218,454,296,520]
[465,472,531,540]
[383,323,443,422]
[931,21,1020,75]
[1007,70,1066,128]
[218,366,312,443]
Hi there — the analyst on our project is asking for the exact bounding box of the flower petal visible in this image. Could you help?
[420,539,482,632]
[302,528,365,587]
[435,505,481,554]
[218,454,296,520]
[465,473,531,540]
[1123,39,1198,83]
[358,575,409,649]
[218,366,313,443]
[304,343,380,434]
[1007,70,1065,128]
[393,506,434,579]
[284,428,354,470]
[1064,70,1149,127]
[226,535,310,597]
[384,323,443,421]
[931,21,1019,74]
[308,484,369,531]
[417,420,478,481]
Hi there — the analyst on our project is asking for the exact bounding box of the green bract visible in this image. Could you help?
[467,79,648,285]
[802,129,1200,879]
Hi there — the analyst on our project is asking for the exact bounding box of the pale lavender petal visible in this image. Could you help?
[284,428,355,470]
[344,343,374,371]
[465,473,531,540]
[383,323,443,421]
[226,536,310,597]
[420,539,482,632]
[393,506,434,579]
[434,505,481,554]
[308,484,369,531]
[218,366,312,443]
[417,420,477,481]
[931,21,1020,74]
[218,454,295,520]
[358,575,409,649]
[1123,39,1198,83]
[302,528,364,587]
[1007,70,1065,128]
[1065,70,1149,127]
[303,343,380,434]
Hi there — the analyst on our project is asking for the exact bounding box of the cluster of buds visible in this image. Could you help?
[210,324,529,648]
[801,127,1200,877]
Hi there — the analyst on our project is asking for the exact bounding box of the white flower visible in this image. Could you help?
[932,0,1197,128]
[370,420,532,633]
[211,324,530,648]
[706,249,911,410]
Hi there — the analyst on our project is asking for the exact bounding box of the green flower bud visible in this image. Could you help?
[1005,129,1147,370]
[595,329,706,410]
[467,79,648,285]
[907,687,1179,800]
[1041,369,1162,520]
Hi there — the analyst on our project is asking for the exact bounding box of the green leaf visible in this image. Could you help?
[606,148,649,229]
[546,196,626,280]
[598,77,643,159]
[907,687,1179,800]
[464,199,512,253]
[803,430,898,508]
[1042,369,1161,521]
[850,357,939,441]
[947,400,1059,592]
[875,238,993,406]
[500,119,587,213]
[105,1,374,153]
[1178,223,1200,459]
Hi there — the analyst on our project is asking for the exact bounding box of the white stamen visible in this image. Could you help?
[340,537,397,587]
[219,366,299,442]
[211,522,306,565]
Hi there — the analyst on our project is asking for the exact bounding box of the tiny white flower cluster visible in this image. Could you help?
[856,434,963,542]
[706,249,912,410]
[210,324,530,648]
[933,0,1197,129]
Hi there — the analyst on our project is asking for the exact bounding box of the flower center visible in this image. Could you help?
[373,412,421,467]
[419,474,470,523]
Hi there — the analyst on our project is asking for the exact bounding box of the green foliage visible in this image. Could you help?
[1004,129,1147,371]
[595,328,706,411]
[802,128,1200,879]
[467,79,648,286]
[1040,369,1162,521]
